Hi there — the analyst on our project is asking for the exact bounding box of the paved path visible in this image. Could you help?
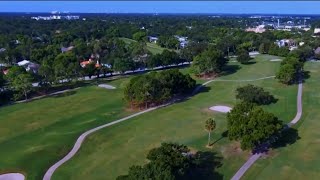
[42,76,277,180]
[231,77,303,180]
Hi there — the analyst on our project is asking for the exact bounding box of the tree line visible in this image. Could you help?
[124,69,196,109]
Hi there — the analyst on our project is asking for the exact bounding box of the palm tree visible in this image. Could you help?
[205,118,216,146]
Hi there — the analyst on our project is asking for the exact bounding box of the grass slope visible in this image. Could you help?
[119,37,167,54]
[0,78,135,179]
[52,55,297,180]
[242,62,320,180]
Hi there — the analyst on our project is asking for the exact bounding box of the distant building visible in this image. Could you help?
[31,15,80,21]
[314,28,320,34]
[289,46,298,51]
[303,28,311,31]
[61,46,74,53]
[245,25,266,33]
[148,36,158,43]
[174,35,189,48]
[17,60,40,73]
[276,39,295,48]
[2,69,9,75]
[80,59,101,68]
[314,47,320,55]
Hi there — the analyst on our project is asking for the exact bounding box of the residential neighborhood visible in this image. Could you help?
[1,1,320,180]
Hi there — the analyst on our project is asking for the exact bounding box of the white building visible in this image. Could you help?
[245,25,266,33]
[314,28,320,34]
[17,60,39,73]
[148,36,158,43]
[174,35,189,48]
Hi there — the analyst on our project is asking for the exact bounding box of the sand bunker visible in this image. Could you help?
[270,59,282,62]
[0,173,25,180]
[209,106,232,113]
[98,84,116,89]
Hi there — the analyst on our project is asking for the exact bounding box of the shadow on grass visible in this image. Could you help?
[301,70,311,83]
[271,128,300,149]
[212,130,228,145]
[188,151,223,180]
[53,91,77,98]
[221,65,241,76]
[242,61,257,65]
[252,127,300,154]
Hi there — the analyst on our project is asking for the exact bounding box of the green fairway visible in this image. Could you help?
[0,78,136,179]
[120,37,168,54]
[242,62,320,180]
[52,55,298,180]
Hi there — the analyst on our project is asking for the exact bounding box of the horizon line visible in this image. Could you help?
[0,12,320,16]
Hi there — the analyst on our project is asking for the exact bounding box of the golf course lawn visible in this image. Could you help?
[51,55,298,180]
[0,78,136,179]
[120,37,168,54]
[241,62,320,180]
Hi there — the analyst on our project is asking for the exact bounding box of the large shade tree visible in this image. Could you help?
[236,84,276,105]
[191,49,227,77]
[227,102,283,150]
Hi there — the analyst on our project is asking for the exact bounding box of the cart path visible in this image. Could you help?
[231,77,303,180]
[42,75,277,180]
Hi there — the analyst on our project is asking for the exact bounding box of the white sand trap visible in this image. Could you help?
[270,59,282,62]
[98,84,116,89]
[209,106,232,113]
[0,173,25,180]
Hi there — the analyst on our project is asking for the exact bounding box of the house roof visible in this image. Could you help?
[315,47,320,54]
[17,60,31,66]
[61,46,74,53]
[3,69,9,75]
[80,59,101,68]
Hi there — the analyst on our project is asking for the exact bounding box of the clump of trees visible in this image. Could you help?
[132,31,147,42]
[236,84,276,105]
[276,56,303,85]
[148,50,181,68]
[236,49,251,64]
[124,69,196,109]
[5,66,33,100]
[227,102,283,150]
[117,143,221,180]
[118,143,192,180]
[157,36,180,49]
[268,44,290,57]
[191,49,228,78]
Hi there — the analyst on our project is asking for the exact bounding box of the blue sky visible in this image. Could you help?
[0,1,320,14]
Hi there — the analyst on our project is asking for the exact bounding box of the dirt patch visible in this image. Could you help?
[0,173,25,180]
[221,141,243,157]
[261,149,279,159]
[209,105,232,113]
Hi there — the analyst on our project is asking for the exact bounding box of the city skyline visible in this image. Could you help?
[0,1,320,15]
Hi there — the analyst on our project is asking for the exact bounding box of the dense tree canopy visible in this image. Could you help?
[236,49,251,64]
[0,14,315,104]
[227,102,283,150]
[124,69,196,108]
[236,84,276,105]
[191,49,227,77]
[132,31,147,42]
[276,57,302,85]
[118,143,221,180]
